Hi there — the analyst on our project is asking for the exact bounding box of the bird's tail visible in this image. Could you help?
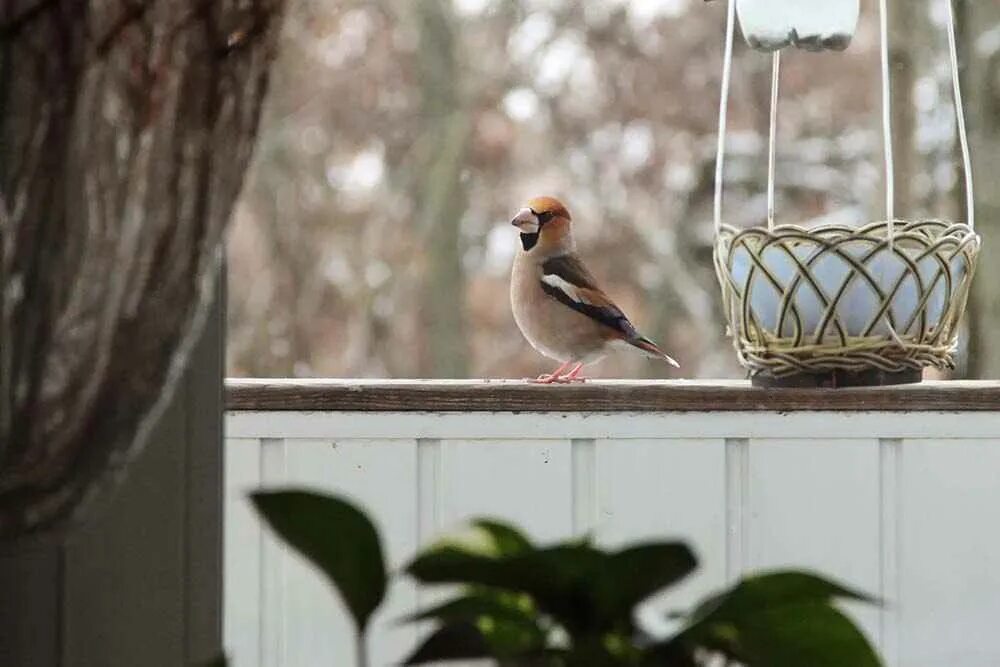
[631,335,680,368]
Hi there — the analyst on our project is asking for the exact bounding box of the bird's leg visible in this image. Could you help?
[529,361,571,384]
[563,362,588,383]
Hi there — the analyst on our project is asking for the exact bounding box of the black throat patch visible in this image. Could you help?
[520,232,539,251]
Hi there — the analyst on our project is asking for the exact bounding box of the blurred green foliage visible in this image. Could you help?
[252,488,883,666]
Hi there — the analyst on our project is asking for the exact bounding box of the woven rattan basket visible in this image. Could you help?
[714,220,980,383]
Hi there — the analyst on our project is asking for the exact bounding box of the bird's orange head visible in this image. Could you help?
[511,196,573,252]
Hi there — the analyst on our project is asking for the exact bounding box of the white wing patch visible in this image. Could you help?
[541,273,591,304]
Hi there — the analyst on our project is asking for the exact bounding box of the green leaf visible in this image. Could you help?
[471,519,534,556]
[725,602,882,667]
[688,570,878,625]
[419,519,533,564]
[410,527,692,645]
[404,622,493,664]
[407,546,509,585]
[403,592,536,625]
[404,591,547,657]
[657,571,882,667]
[638,642,698,667]
[501,544,606,625]
[409,542,607,633]
[250,490,387,633]
[593,543,697,620]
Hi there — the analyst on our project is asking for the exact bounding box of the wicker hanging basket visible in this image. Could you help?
[711,0,982,387]
[715,220,980,383]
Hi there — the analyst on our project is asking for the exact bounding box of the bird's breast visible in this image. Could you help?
[510,253,609,363]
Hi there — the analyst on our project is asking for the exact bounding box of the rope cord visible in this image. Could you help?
[767,51,781,231]
[877,0,905,341]
[945,0,975,229]
[713,0,737,234]
[878,0,895,244]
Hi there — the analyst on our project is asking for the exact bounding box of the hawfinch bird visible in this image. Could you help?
[510,196,680,383]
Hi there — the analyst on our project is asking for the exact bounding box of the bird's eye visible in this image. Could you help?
[537,211,554,224]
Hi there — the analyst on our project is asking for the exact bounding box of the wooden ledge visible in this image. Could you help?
[225,379,1000,413]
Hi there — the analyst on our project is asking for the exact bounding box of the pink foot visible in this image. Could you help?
[562,363,588,383]
[526,361,572,384]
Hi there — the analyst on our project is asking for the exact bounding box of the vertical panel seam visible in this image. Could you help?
[879,437,901,667]
[571,439,597,536]
[416,438,441,547]
[259,438,286,667]
[258,438,269,667]
[725,438,749,582]
[416,438,441,612]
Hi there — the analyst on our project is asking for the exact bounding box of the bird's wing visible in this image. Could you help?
[539,254,640,340]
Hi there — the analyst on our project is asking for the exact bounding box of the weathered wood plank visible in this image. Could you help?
[226,379,1000,413]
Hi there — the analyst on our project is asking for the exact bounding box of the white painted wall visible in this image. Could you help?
[224,411,1000,667]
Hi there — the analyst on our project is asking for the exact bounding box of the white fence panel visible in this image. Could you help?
[897,438,1000,667]
[224,438,262,667]
[436,439,575,542]
[744,438,882,644]
[224,408,1000,667]
[594,438,728,611]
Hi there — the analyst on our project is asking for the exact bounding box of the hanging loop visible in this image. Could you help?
[878,0,975,232]
[878,0,895,244]
[716,0,974,236]
[713,0,737,234]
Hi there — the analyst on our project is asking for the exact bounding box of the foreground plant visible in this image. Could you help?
[252,489,883,666]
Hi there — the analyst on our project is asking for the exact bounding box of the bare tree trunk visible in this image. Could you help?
[0,1,282,540]
[960,0,1000,378]
[413,0,470,378]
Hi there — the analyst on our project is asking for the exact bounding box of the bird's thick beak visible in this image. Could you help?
[511,208,540,233]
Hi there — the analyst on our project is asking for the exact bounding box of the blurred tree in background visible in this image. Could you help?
[962,0,1000,378]
[228,0,995,380]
